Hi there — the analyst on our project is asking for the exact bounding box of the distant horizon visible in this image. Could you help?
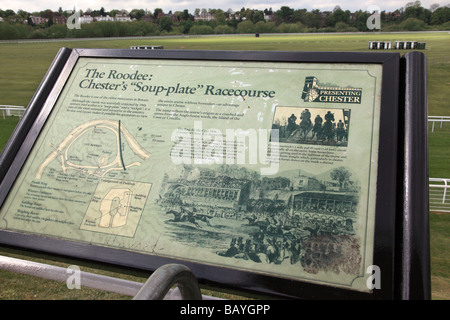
[0,0,447,15]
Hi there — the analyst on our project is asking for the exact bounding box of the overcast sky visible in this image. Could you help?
[0,0,447,14]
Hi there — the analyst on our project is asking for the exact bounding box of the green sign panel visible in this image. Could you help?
[0,53,385,294]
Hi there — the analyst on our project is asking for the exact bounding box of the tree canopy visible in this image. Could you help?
[0,2,448,40]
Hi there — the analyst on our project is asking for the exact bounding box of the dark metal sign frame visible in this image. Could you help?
[0,48,429,299]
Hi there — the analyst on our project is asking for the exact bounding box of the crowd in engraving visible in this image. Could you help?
[159,165,360,275]
[215,207,359,275]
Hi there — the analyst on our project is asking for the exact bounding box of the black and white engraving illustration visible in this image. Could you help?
[157,164,362,276]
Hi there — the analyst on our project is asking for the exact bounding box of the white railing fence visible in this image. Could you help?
[0,105,26,119]
[428,116,450,212]
[428,115,450,132]
[429,178,450,213]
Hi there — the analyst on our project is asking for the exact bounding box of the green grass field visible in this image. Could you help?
[0,32,449,300]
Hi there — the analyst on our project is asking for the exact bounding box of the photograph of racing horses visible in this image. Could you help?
[271,106,350,147]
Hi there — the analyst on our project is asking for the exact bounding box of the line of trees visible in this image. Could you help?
[0,2,448,40]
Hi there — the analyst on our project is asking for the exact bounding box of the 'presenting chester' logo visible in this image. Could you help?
[301,76,362,104]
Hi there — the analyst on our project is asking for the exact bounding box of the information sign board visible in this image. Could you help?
[0,49,404,299]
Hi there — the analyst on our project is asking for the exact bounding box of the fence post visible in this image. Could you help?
[443,179,448,204]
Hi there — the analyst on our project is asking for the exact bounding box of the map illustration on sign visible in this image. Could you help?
[98,188,133,228]
[80,178,152,237]
[35,119,151,179]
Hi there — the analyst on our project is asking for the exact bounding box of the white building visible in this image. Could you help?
[96,15,114,22]
[79,15,94,23]
[115,13,131,22]
[194,12,215,21]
